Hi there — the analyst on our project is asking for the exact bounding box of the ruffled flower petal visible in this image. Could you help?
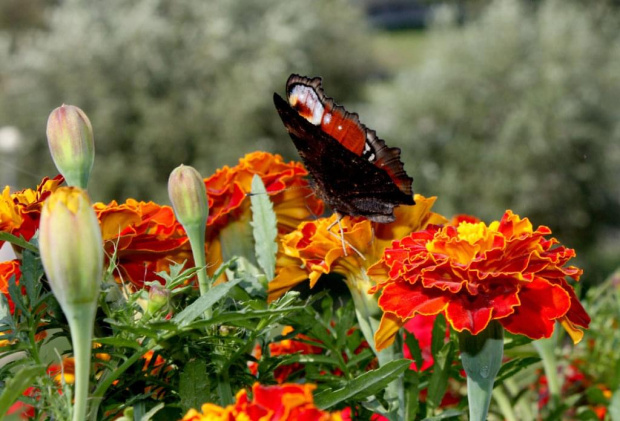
[371,210,590,350]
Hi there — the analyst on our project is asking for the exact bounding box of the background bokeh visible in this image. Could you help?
[1,0,619,283]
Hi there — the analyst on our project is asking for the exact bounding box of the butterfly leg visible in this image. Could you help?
[326,213,366,260]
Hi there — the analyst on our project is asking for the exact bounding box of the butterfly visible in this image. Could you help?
[273,74,414,224]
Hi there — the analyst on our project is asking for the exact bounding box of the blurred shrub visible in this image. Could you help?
[364,0,620,280]
[0,0,377,202]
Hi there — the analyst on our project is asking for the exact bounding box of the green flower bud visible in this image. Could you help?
[168,164,209,228]
[39,187,103,307]
[146,283,170,315]
[46,105,95,189]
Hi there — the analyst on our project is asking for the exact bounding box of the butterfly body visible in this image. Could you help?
[274,75,414,223]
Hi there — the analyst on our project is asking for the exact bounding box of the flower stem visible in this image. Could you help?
[65,302,97,421]
[459,320,504,421]
[533,333,561,409]
[186,226,211,317]
[346,273,405,421]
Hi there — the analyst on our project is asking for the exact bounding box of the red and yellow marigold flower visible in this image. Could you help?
[94,199,191,289]
[0,259,20,314]
[205,152,324,274]
[0,175,64,243]
[268,195,446,302]
[369,210,591,350]
[181,382,343,421]
[249,326,323,383]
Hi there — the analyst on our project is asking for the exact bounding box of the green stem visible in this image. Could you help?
[493,385,518,421]
[459,320,504,421]
[88,348,147,421]
[65,302,97,421]
[533,333,560,409]
[217,370,233,406]
[186,226,211,318]
[347,274,405,421]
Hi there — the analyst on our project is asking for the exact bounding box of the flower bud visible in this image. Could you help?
[39,187,103,308]
[146,283,170,315]
[46,105,95,189]
[168,165,209,228]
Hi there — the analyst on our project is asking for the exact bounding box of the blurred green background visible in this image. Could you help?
[1,0,619,284]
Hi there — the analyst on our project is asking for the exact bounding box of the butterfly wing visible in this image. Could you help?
[274,93,414,223]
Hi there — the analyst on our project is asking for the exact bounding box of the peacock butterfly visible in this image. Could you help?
[273,74,414,223]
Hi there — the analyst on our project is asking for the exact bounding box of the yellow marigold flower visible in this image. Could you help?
[0,175,64,243]
[268,195,446,302]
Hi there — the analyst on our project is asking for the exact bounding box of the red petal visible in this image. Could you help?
[500,278,571,339]
[378,281,449,319]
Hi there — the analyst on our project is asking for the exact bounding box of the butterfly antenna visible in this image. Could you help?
[326,213,366,260]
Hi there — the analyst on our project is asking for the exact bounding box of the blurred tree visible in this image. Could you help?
[363,0,620,282]
[0,0,378,202]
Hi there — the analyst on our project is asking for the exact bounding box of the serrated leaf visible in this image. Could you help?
[405,330,423,372]
[0,364,44,417]
[172,278,241,327]
[427,341,454,410]
[249,175,277,281]
[179,360,210,413]
[91,337,142,349]
[0,232,38,253]
[314,359,411,409]
[495,356,540,386]
[431,313,447,356]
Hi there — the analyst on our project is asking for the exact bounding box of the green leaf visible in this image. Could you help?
[0,364,44,417]
[421,409,464,420]
[405,369,420,420]
[179,359,210,414]
[431,313,446,356]
[426,341,455,410]
[405,330,423,372]
[249,174,277,281]
[0,232,38,253]
[92,337,142,349]
[314,359,411,409]
[172,277,241,327]
[495,356,540,386]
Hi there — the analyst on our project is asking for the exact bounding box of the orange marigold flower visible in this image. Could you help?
[205,152,324,273]
[48,357,76,385]
[369,210,591,350]
[181,382,343,421]
[249,326,323,383]
[269,195,446,302]
[0,175,64,243]
[94,199,191,288]
[0,259,20,314]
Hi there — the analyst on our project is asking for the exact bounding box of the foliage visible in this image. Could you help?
[363,0,620,280]
[0,0,378,203]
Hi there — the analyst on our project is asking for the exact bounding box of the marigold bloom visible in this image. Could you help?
[48,357,76,385]
[0,259,20,314]
[369,210,591,350]
[0,175,64,243]
[205,152,323,273]
[249,326,323,383]
[94,199,191,288]
[181,382,343,421]
[269,195,446,301]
